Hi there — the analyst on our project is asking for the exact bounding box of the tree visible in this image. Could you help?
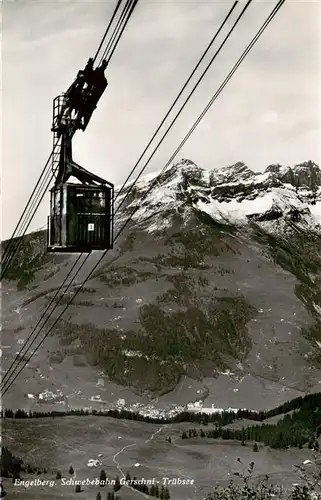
[164,486,170,499]
[253,442,258,452]
[150,484,157,496]
[69,465,74,475]
[96,493,101,500]
[143,484,149,494]
[1,447,23,479]
[113,475,121,491]
[56,470,62,480]
[75,484,81,493]
[99,469,106,486]
[167,436,172,443]
[160,484,165,499]
[125,471,131,481]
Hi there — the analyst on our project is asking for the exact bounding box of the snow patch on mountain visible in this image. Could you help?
[196,185,321,227]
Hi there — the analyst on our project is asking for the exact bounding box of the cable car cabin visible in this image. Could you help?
[47,182,114,253]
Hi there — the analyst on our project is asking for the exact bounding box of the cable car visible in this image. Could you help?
[47,65,114,253]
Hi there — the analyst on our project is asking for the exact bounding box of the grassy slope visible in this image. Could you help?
[4,212,321,396]
[2,411,318,500]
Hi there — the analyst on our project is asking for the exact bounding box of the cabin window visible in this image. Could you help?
[53,190,61,215]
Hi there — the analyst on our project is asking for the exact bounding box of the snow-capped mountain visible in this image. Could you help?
[116,159,321,234]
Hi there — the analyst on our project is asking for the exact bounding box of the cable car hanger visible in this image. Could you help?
[53,111,109,187]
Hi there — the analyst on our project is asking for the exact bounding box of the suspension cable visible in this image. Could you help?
[114,0,253,214]
[115,0,238,202]
[1,169,54,279]
[1,140,58,276]
[106,0,139,65]
[0,253,86,388]
[1,0,285,397]
[99,0,134,65]
[92,0,123,64]
[161,0,286,182]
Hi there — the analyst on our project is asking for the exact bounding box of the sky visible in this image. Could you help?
[1,0,321,240]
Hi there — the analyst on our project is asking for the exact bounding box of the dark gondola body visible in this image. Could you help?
[47,182,113,253]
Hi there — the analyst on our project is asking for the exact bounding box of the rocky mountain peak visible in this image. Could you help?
[155,158,202,187]
[264,163,285,175]
[264,161,321,190]
[209,162,255,186]
[221,161,255,182]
